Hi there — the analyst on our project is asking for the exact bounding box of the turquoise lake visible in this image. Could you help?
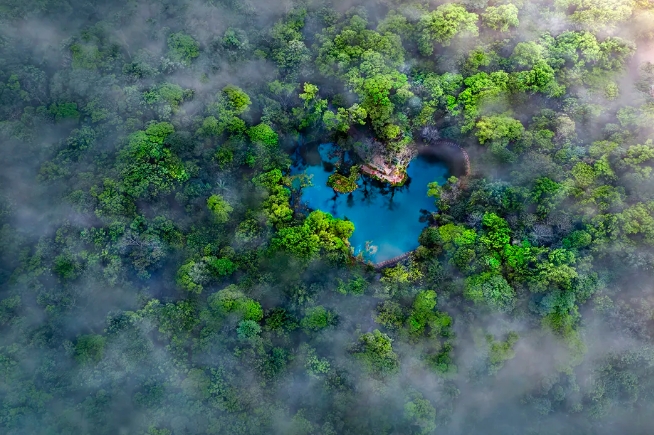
[292,143,449,263]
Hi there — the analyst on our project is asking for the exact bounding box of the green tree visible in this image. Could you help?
[480,212,512,251]
[119,122,189,198]
[481,5,519,32]
[247,123,279,148]
[475,115,525,161]
[237,320,262,340]
[458,71,510,129]
[270,11,311,74]
[295,82,328,129]
[486,331,519,374]
[74,334,106,364]
[207,194,233,224]
[511,41,546,68]
[322,104,367,133]
[222,85,251,114]
[181,368,211,400]
[273,40,311,72]
[253,169,294,226]
[143,83,186,111]
[53,254,81,280]
[465,273,516,312]
[351,330,399,379]
[563,230,592,249]
[403,392,437,435]
[418,4,479,55]
[167,32,200,64]
[305,347,331,378]
[406,290,437,336]
[49,102,79,121]
[271,210,354,261]
[208,286,264,321]
[206,257,237,277]
[301,306,336,332]
[475,115,524,146]
[556,0,633,28]
[176,260,207,294]
[375,301,405,331]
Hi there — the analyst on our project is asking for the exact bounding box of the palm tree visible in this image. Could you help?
[215,178,229,194]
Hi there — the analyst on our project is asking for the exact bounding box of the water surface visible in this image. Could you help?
[292,143,449,263]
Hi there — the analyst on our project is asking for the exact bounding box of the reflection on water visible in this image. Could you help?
[292,143,449,262]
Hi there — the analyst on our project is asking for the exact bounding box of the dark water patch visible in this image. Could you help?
[417,140,469,177]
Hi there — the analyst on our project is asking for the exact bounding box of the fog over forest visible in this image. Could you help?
[1,0,654,434]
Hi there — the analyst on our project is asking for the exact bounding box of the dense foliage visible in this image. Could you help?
[2,0,654,434]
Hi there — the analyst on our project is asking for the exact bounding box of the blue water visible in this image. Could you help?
[292,143,449,263]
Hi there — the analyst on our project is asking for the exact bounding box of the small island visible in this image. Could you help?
[327,165,360,193]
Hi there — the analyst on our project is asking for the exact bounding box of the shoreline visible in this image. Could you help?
[291,138,469,270]
[418,139,471,178]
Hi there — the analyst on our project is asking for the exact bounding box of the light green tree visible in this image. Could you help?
[418,4,479,55]
[482,5,519,32]
[207,194,233,223]
[247,123,279,148]
[222,85,251,114]
[465,273,516,312]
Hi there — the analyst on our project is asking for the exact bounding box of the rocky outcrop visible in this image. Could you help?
[359,161,406,185]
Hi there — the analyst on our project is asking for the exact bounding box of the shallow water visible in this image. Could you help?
[292,143,449,263]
